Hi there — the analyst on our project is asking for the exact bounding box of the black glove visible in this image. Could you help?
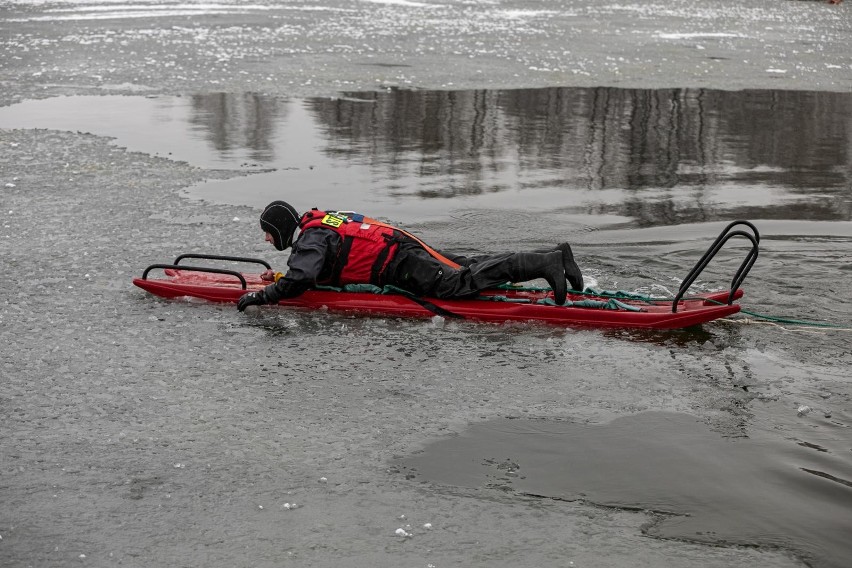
[237,290,267,312]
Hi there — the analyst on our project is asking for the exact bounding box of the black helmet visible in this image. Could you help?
[260,201,300,250]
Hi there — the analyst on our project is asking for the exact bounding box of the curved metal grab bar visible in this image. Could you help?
[672,220,760,313]
[141,264,248,290]
[173,253,271,270]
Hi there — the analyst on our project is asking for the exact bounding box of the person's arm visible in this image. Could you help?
[238,229,340,311]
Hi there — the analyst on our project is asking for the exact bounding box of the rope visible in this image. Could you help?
[699,298,851,330]
[502,284,851,330]
[579,288,850,329]
[719,310,852,331]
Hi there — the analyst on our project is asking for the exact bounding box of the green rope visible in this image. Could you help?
[698,298,851,330]
[500,284,668,304]
[535,297,643,311]
[734,309,850,329]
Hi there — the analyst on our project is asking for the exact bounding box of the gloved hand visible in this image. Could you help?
[237,290,267,312]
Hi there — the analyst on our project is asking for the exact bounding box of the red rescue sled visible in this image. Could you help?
[133,221,759,330]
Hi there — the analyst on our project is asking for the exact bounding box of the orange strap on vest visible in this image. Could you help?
[355,214,462,270]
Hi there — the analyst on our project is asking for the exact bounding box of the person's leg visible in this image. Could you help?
[436,250,510,267]
[464,251,567,304]
[438,245,581,291]
[389,245,567,304]
[451,243,583,290]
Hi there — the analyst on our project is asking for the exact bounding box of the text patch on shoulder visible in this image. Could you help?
[321,213,347,228]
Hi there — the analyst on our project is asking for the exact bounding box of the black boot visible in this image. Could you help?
[535,243,584,291]
[494,251,567,305]
[555,243,583,291]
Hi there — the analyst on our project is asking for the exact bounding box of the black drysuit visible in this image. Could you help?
[260,227,562,304]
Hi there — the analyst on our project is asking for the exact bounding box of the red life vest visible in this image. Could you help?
[298,209,460,286]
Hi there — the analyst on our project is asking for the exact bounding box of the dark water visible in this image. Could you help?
[1,87,850,225]
[399,412,852,568]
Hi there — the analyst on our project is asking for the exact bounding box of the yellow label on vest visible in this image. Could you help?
[321,213,345,228]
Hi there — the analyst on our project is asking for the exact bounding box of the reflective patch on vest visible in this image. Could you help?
[360,223,371,230]
[321,213,347,228]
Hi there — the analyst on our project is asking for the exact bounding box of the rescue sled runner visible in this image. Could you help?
[134,221,759,330]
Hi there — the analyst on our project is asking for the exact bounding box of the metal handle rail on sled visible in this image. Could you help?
[672,220,760,313]
[140,253,273,290]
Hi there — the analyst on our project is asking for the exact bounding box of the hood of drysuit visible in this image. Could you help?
[259,201,300,251]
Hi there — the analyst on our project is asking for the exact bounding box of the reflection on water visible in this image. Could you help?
[316,88,852,192]
[186,93,288,163]
[301,87,852,225]
[399,412,852,568]
[1,87,850,226]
